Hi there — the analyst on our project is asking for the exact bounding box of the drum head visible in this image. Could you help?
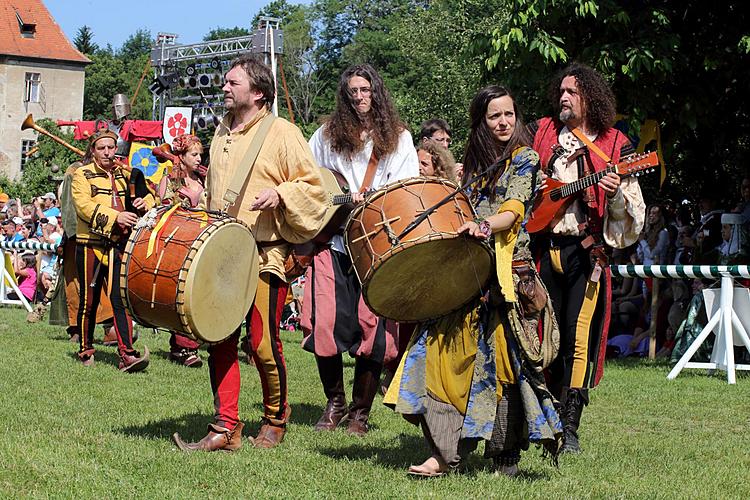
[182,221,258,342]
[363,236,492,322]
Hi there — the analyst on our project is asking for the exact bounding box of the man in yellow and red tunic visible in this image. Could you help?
[72,130,157,371]
[173,55,326,451]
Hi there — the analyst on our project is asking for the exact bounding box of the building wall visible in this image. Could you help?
[0,58,86,180]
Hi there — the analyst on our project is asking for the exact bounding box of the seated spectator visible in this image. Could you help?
[17,223,34,242]
[671,279,712,363]
[416,141,457,181]
[39,216,62,292]
[8,252,37,302]
[2,219,23,243]
[674,224,694,264]
[637,204,670,265]
[34,193,61,237]
[694,194,723,263]
[22,203,34,222]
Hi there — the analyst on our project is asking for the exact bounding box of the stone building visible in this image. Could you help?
[0,0,89,179]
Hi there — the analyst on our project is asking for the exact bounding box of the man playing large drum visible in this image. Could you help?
[173,55,326,451]
[300,64,418,436]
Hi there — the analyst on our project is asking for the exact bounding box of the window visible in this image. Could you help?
[24,73,41,103]
[15,10,36,38]
[21,139,36,170]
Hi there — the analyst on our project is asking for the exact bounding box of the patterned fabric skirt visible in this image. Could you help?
[384,299,562,460]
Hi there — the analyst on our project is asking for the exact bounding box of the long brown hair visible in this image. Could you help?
[324,64,404,160]
[547,62,616,136]
[462,85,531,184]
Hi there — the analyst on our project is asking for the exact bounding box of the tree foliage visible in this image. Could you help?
[70,1,750,208]
[82,28,154,121]
[203,27,251,41]
[0,120,84,200]
[73,25,98,55]
[478,0,750,201]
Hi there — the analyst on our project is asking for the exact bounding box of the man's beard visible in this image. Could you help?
[559,108,576,123]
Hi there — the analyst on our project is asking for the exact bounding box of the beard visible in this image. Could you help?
[559,108,576,123]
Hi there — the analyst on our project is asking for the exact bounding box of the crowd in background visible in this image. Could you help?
[0,191,63,302]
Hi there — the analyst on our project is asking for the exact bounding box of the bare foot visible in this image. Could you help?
[408,455,449,476]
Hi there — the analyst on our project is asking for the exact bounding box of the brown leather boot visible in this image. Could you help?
[250,421,286,449]
[118,346,150,373]
[314,394,347,431]
[102,326,117,346]
[173,422,244,452]
[314,355,347,431]
[346,357,382,437]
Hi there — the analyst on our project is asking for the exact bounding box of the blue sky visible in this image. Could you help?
[43,0,308,50]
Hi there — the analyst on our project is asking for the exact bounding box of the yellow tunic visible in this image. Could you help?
[207,107,327,280]
[71,162,157,247]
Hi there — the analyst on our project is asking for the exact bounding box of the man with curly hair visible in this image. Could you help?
[530,62,645,453]
[301,64,418,436]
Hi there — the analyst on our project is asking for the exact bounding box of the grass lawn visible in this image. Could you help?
[0,307,748,499]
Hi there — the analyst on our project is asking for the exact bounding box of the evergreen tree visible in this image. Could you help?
[73,25,98,55]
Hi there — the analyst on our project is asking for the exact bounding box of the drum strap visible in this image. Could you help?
[359,149,379,193]
[222,113,277,211]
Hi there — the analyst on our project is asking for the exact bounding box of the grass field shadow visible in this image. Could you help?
[317,432,426,469]
[65,349,122,369]
[317,434,554,479]
[116,412,212,442]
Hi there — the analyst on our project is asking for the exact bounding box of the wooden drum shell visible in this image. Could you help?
[345,177,493,322]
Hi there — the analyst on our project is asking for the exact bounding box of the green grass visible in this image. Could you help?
[0,307,748,499]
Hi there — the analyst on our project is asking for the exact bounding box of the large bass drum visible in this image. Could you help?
[120,207,258,343]
[345,177,493,322]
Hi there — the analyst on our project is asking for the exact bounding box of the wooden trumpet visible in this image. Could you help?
[21,114,85,156]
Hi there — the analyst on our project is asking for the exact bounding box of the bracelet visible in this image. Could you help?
[478,219,492,238]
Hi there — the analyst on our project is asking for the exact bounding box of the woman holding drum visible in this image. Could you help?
[384,86,562,477]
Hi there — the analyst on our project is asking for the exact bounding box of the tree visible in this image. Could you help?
[74,25,98,55]
[478,0,750,201]
[203,27,251,41]
[0,120,83,201]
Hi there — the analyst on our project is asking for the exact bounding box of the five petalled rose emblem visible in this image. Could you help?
[167,113,187,138]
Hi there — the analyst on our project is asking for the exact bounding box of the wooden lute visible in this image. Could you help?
[312,167,373,244]
[525,151,658,233]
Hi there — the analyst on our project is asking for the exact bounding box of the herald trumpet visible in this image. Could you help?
[21,114,85,156]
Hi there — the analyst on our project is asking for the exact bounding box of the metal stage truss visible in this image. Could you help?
[149,17,283,126]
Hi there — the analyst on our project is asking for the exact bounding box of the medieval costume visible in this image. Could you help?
[384,146,562,472]
[300,125,418,435]
[71,130,157,370]
[531,117,645,450]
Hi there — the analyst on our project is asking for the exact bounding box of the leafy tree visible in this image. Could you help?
[83,50,126,120]
[478,0,750,202]
[0,120,83,201]
[73,25,98,55]
[203,27,251,41]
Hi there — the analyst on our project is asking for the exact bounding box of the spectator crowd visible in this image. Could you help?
[0,191,63,303]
